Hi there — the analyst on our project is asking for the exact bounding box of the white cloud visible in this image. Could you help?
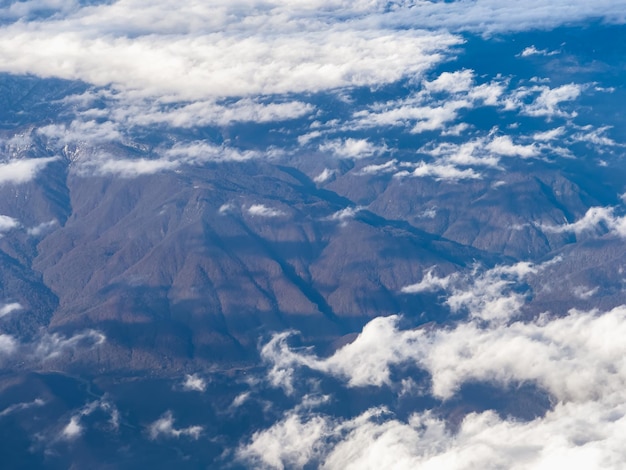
[62,416,82,440]
[0,215,20,233]
[165,142,262,163]
[319,139,385,159]
[486,135,539,158]
[33,329,106,361]
[0,334,17,355]
[116,98,314,129]
[326,206,363,224]
[541,206,626,238]
[218,202,236,214]
[94,158,180,177]
[237,412,329,469]
[313,168,337,183]
[27,220,58,236]
[350,71,505,134]
[0,302,22,318]
[0,399,45,418]
[0,157,57,185]
[533,127,565,141]
[60,397,120,441]
[248,253,626,469]
[506,84,583,118]
[395,162,481,181]
[401,269,453,294]
[573,286,599,300]
[571,126,620,147]
[0,4,459,101]
[148,411,203,440]
[248,204,287,218]
[425,70,475,94]
[359,160,398,175]
[519,45,559,57]
[182,373,207,392]
[38,120,123,145]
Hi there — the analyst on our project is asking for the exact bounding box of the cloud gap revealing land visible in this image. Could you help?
[1,1,626,468]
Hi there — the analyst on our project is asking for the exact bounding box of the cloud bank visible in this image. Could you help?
[240,256,626,469]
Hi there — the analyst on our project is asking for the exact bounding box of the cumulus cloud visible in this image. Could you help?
[148,411,203,440]
[248,204,287,218]
[237,411,329,469]
[181,373,207,392]
[0,157,57,185]
[245,251,626,469]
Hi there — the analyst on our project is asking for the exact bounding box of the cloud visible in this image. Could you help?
[519,45,559,57]
[181,373,207,392]
[395,162,482,181]
[246,250,626,469]
[38,120,123,145]
[119,98,315,128]
[27,220,58,236]
[401,269,453,294]
[350,71,505,134]
[313,168,337,184]
[0,157,57,185]
[506,84,583,118]
[319,139,385,159]
[61,416,83,440]
[93,158,180,177]
[262,260,557,395]
[0,334,17,355]
[0,399,45,418]
[571,125,620,148]
[165,142,263,163]
[248,204,287,218]
[0,4,459,101]
[486,135,539,158]
[0,302,23,318]
[148,411,203,440]
[541,206,626,238]
[533,127,565,141]
[61,397,120,441]
[0,215,20,233]
[32,329,106,361]
[325,206,363,225]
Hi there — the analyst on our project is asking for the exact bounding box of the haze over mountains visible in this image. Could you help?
[0,1,626,468]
